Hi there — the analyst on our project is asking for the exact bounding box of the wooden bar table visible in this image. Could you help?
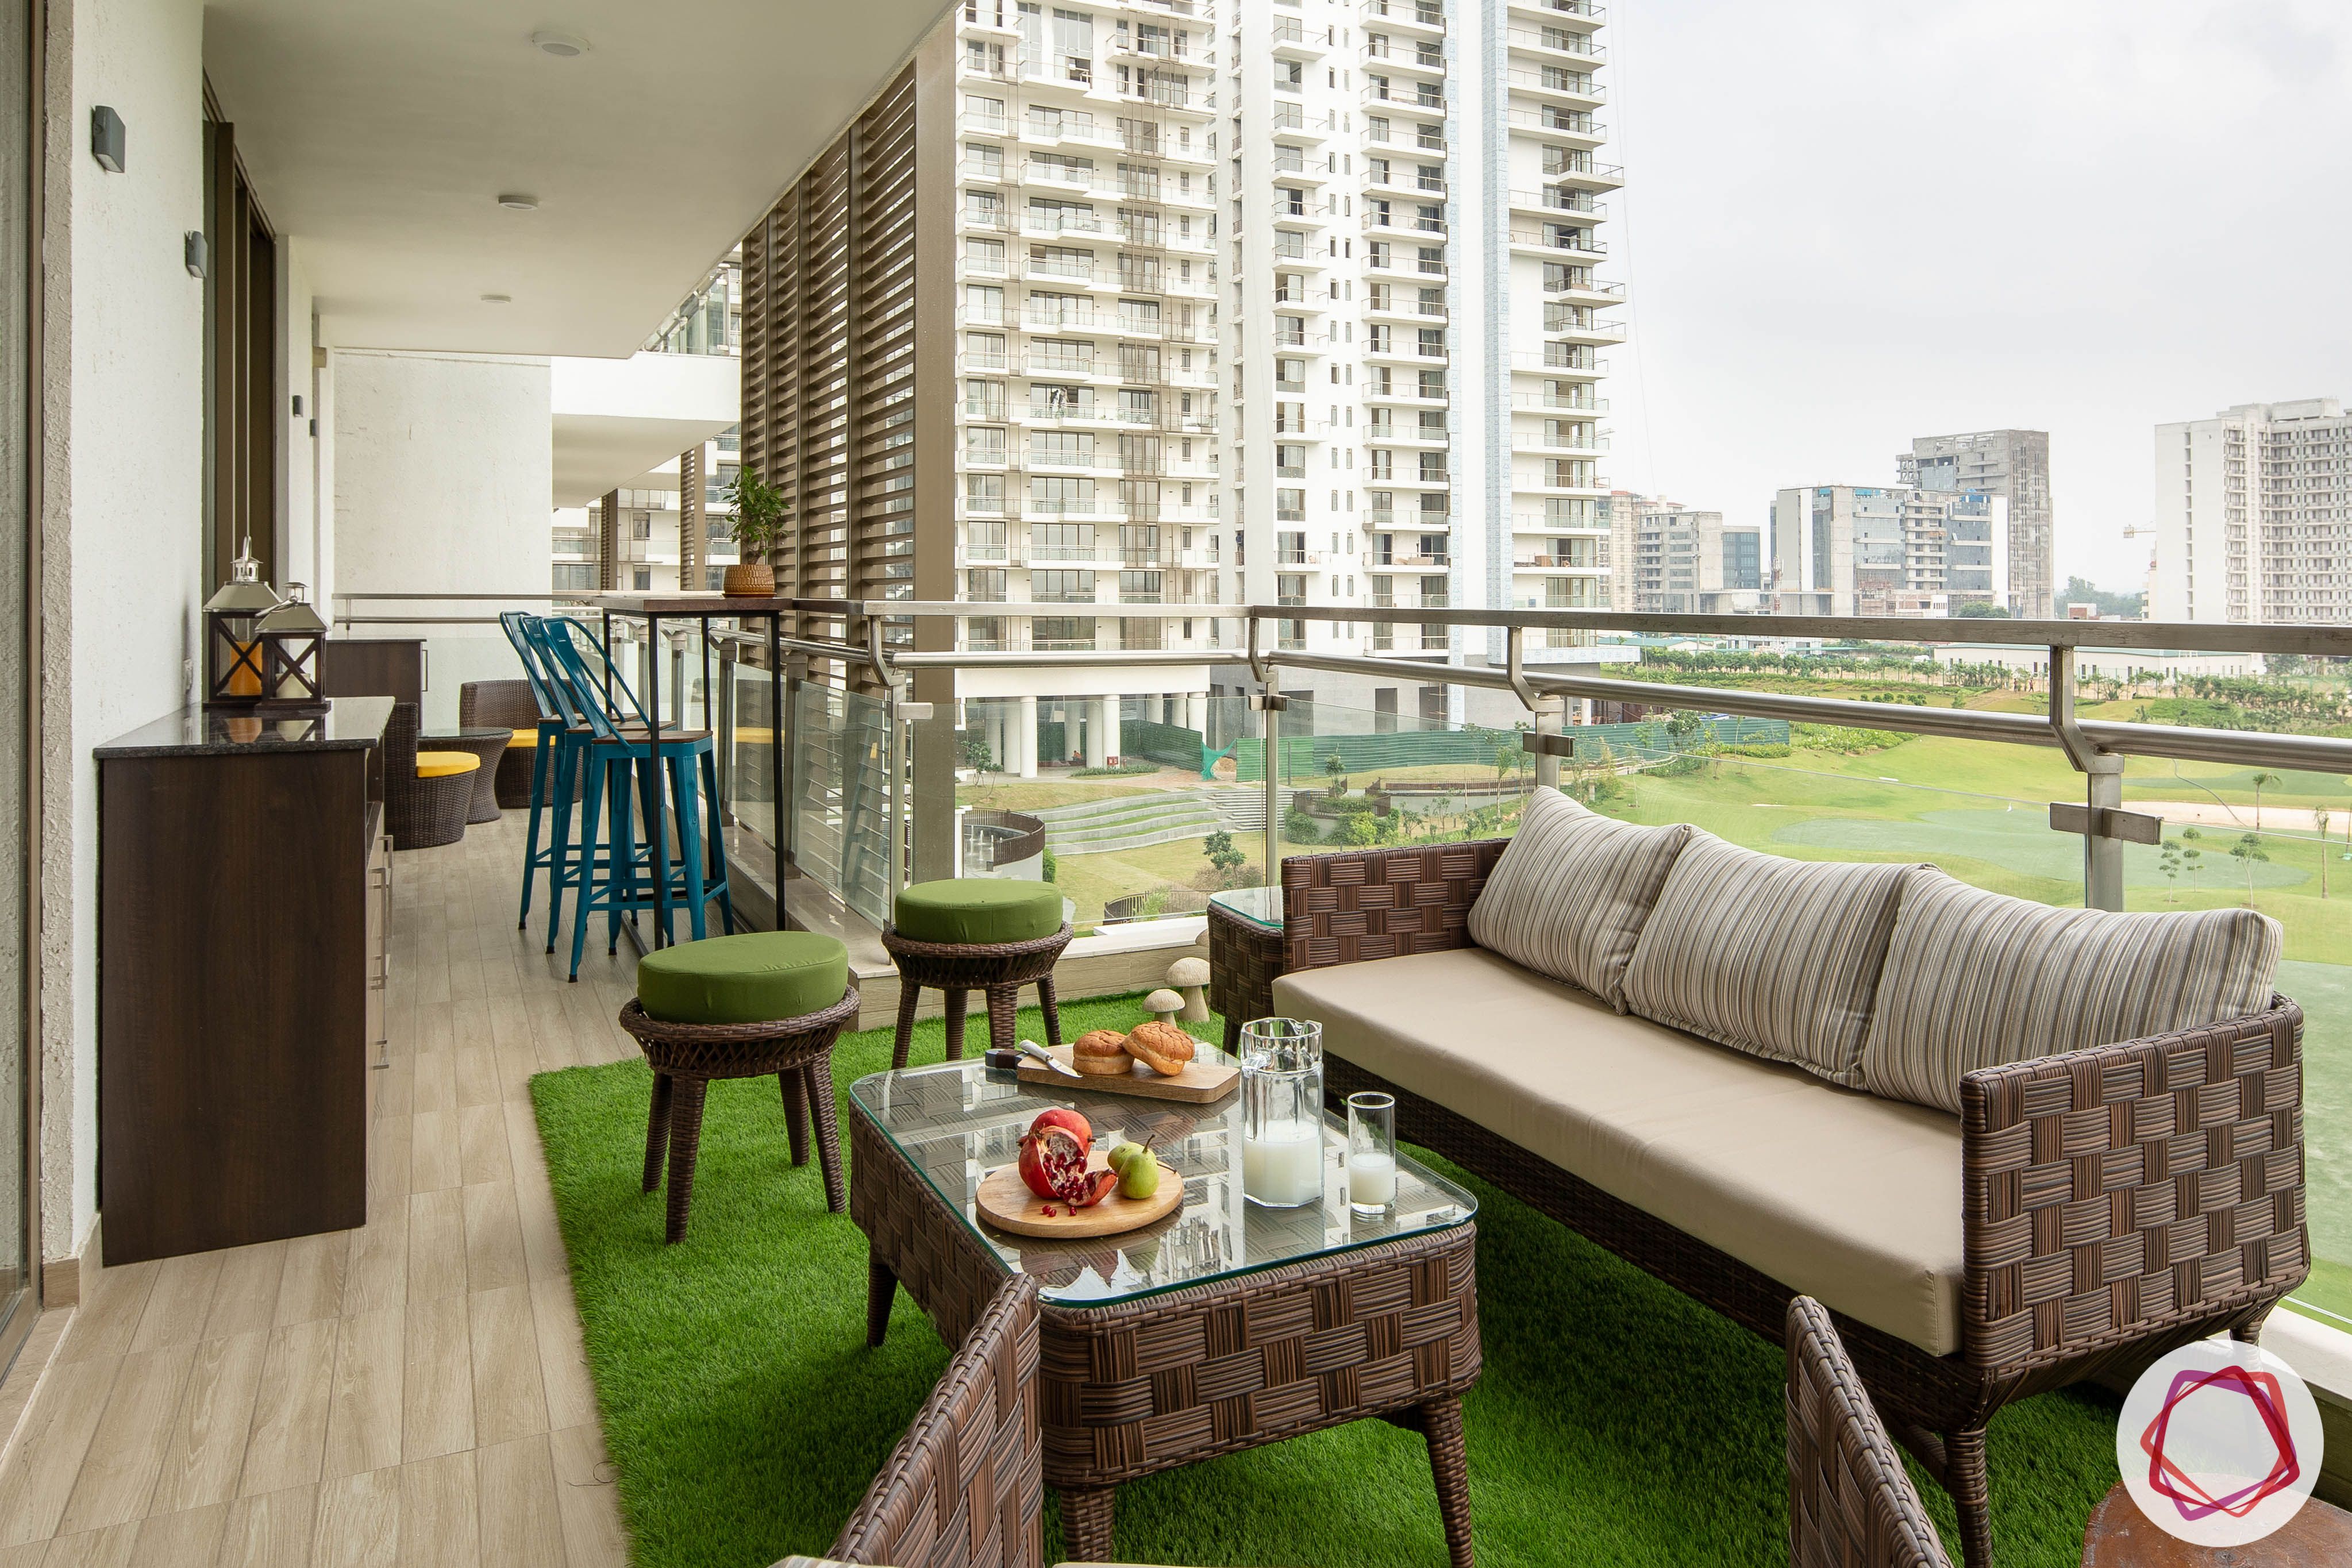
[580,592,799,950]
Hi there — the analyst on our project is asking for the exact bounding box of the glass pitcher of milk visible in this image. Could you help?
[1238,1018,1323,1208]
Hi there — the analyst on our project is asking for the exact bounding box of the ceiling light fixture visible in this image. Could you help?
[480,293,513,305]
[530,31,590,57]
[496,193,539,211]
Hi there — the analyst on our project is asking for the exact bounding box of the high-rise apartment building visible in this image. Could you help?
[1770,484,2008,618]
[2152,398,2352,625]
[726,2,1623,708]
[1628,507,1764,614]
[945,0,1620,671]
[1894,430,2051,618]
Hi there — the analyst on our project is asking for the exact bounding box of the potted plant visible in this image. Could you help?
[722,464,789,596]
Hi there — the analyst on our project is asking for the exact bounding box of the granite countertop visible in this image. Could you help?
[95,696,396,759]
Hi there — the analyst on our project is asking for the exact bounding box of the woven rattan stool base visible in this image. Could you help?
[619,988,860,1242]
[879,924,1072,1070]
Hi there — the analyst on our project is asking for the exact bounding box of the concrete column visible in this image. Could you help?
[1018,696,1039,779]
[1102,696,1122,764]
[1185,694,1206,735]
[1084,699,1108,768]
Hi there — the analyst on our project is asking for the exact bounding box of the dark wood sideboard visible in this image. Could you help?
[94,698,394,1263]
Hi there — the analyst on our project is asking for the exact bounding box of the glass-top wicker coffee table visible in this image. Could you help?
[848,1054,1483,1566]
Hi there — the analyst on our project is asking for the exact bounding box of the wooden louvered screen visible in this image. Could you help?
[740,57,949,692]
[738,34,957,876]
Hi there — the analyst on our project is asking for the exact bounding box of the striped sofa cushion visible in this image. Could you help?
[1466,789,1691,1009]
[1860,868,2282,1114]
[1620,833,1919,1087]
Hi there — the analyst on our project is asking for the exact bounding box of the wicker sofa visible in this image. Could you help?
[1272,806,2307,1568]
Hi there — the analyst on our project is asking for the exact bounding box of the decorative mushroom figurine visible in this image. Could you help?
[1166,955,1211,1023]
[1143,988,1185,1026]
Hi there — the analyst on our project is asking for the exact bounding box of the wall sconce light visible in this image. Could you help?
[184,231,209,279]
[91,106,126,172]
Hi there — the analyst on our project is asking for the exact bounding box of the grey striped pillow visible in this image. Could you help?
[1466,789,1691,1009]
[1859,869,2282,1114]
[1619,833,1919,1086]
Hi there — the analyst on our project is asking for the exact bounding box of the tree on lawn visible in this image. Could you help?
[2230,833,2268,906]
[2181,826,2204,893]
[2249,770,2281,831]
[2158,840,2183,903]
[1323,752,1348,798]
[1201,830,1247,889]
[2316,806,2332,900]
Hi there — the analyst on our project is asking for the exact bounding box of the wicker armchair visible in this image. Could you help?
[775,1274,1044,1568]
[385,702,474,850]
[460,678,548,808]
[1788,1297,1952,1568]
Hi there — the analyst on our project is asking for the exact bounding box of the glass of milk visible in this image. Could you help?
[1346,1092,1398,1216]
[1238,1018,1323,1208]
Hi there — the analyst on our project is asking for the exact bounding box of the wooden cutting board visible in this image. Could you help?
[1015,1045,1239,1103]
[975,1151,1185,1238]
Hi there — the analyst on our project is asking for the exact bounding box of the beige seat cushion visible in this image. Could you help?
[1620,831,1918,1087]
[1861,867,2284,1114]
[1465,788,1691,1011]
[1274,947,1966,1356]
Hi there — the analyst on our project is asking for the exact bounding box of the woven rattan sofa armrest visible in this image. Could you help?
[1956,996,2306,1373]
[1280,839,1508,974]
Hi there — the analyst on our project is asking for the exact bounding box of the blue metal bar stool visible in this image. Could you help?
[501,612,574,934]
[519,615,640,960]
[537,619,733,979]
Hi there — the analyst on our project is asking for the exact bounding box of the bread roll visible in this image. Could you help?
[1124,1020,1197,1077]
[1071,1028,1134,1076]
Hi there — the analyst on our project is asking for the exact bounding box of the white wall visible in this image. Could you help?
[330,349,553,728]
[41,0,210,1265]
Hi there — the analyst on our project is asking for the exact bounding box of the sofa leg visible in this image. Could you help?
[1946,1426,1992,1568]
[2232,1305,2274,1344]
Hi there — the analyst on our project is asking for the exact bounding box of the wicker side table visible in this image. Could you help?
[421,727,511,823]
[1206,887,1285,1050]
[619,988,860,1242]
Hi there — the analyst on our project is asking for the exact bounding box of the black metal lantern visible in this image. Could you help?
[253,583,328,714]
[201,537,279,710]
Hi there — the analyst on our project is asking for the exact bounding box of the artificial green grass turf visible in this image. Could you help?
[531,993,2126,1568]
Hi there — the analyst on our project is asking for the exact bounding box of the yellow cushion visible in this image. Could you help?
[507,728,542,748]
[415,751,482,779]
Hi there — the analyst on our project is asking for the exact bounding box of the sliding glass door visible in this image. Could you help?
[0,0,37,1371]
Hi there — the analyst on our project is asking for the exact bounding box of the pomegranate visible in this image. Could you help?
[1018,1109,1095,1204]
[1067,1169,1121,1208]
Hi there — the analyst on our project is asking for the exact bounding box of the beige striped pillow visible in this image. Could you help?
[1466,789,1692,1009]
[1859,869,2282,1114]
[1620,833,1919,1086]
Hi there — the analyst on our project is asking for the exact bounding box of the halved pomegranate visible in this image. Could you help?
[1018,1123,1091,1203]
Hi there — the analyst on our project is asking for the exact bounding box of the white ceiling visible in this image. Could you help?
[204,0,950,357]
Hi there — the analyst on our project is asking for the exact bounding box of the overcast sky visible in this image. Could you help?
[1596,0,2352,595]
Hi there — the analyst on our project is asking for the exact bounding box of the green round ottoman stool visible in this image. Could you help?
[619,929,859,1242]
[880,878,1069,1070]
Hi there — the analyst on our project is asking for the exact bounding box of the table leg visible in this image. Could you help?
[865,1252,898,1347]
[768,614,784,866]
[1418,1397,1475,1568]
[1057,1486,1117,1562]
[646,613,672,948]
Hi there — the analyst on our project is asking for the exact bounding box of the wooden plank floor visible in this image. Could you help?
[0,816,646,1566]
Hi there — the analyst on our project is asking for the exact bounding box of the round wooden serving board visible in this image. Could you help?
[976,1152,1184,1238]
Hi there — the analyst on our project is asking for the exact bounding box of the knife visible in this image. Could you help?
[1017,1038,1081,1078]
